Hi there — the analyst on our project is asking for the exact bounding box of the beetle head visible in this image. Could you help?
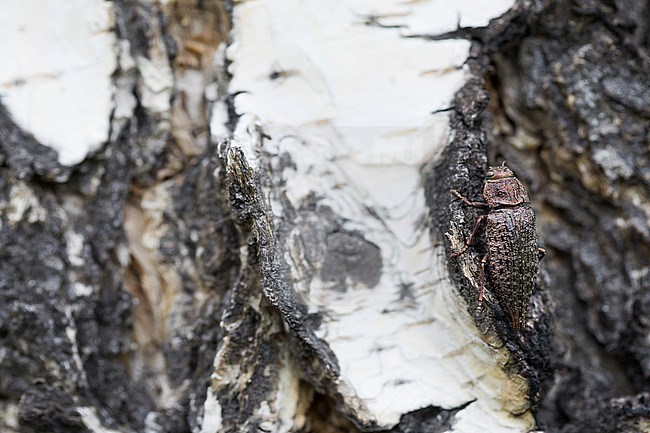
[486,162,513,180]
[483,162,530,207]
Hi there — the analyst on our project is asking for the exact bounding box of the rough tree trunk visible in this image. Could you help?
[0,1,648,432]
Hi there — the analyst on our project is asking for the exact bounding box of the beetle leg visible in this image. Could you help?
[451,189,489,208]
[538,247,546,260]
[479,253,489,302]
[451,214,486,258]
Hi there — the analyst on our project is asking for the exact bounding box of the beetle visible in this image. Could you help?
[451,162,544,330]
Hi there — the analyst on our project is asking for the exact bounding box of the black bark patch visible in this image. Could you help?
[0,104,70,181]
[557,393,650,433]
[114,0,156,59]
[387,402,471,433]
[18,384,89,433]
[601,75,650,116]
[321,231,383,291]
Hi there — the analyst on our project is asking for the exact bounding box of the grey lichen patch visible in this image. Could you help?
[321,231,383,291]
[591,146,635,182]
[601,75,650,117]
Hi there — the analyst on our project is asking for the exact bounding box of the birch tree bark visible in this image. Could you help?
[0,1,648,433]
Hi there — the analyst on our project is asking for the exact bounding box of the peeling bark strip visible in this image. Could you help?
[222,142,340,381]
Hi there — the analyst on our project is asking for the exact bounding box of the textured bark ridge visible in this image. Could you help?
[485,0,650,431]
[221,142,341,387]
[1,1,650,432]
